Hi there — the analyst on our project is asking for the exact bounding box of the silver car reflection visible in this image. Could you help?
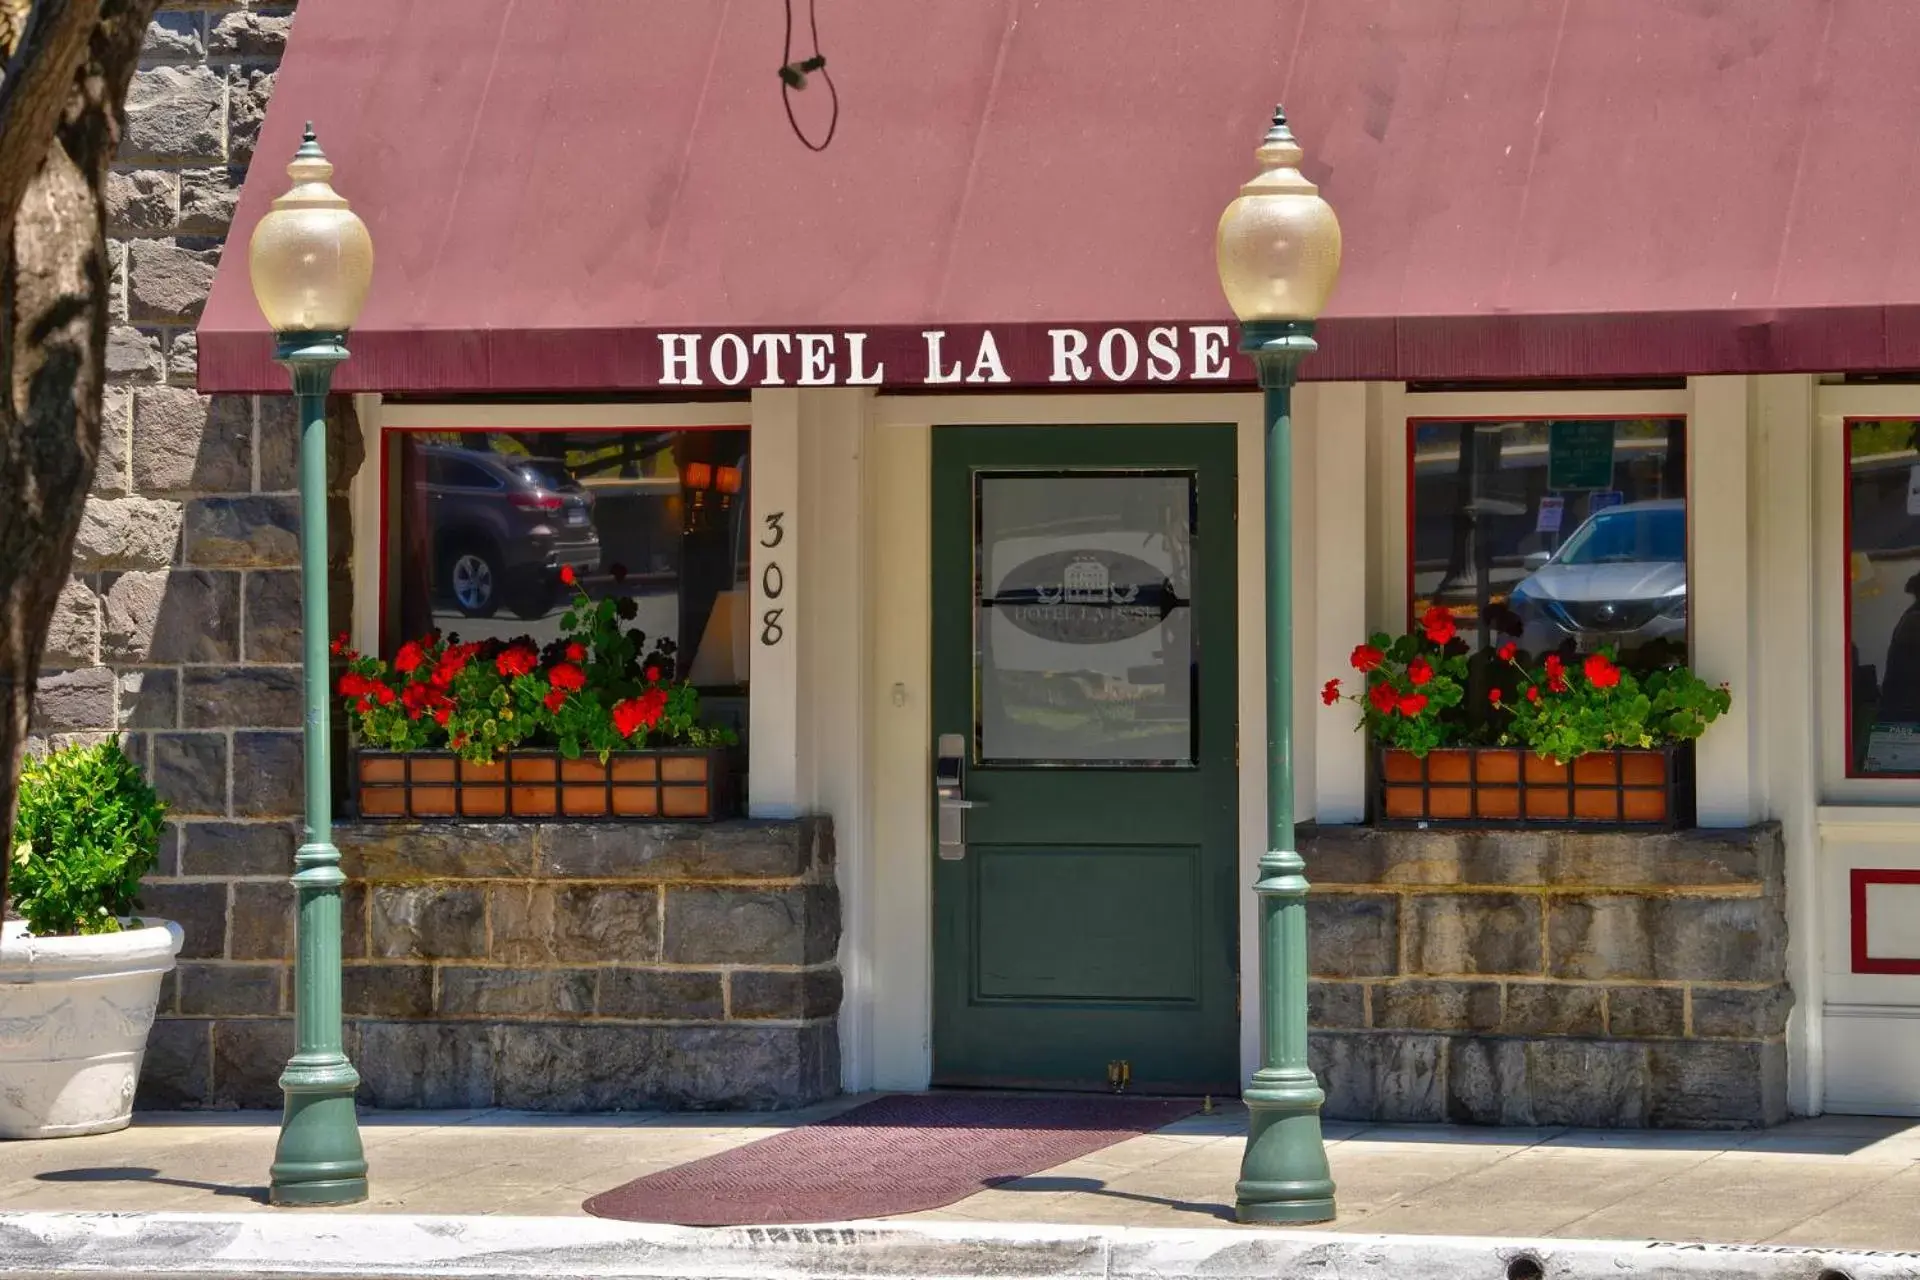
[1507,499,1686,657]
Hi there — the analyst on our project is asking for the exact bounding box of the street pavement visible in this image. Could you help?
[1,1099,1918,1251]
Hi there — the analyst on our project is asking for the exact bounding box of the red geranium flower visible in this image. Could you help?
[496,645,538,678]
[1498,641,1518,662]
[338,672,369,697]
[565,642,586,663]
[1321,678,1342,706]
[644,666,662,683]
[393,641,427,674]
[1350,644,1385,674]
[560,565,577,587]
[1526,685,1542,704]
[1407,657,1434,687]
[1368,681,1399,715]
[1583,652,1621,689]
[1397,692,1429,717]
[1420,605,1456,646]
[548,662,586,693]
[544,687,568,713]
[1544,653,1569,693]
[432,706,453,726]
[1489,688,1503,705]
[330,632,351,656]
[612,689,669,738]
[375,683,396,706]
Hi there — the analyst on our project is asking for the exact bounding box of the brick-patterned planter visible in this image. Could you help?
[1376,746,1687,827]
[353,749,733,821]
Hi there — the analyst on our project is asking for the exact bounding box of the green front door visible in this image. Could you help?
[931,424,1239,1094]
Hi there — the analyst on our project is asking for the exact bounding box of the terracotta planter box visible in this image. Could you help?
[353,748,733,821]
[1375,745,1685,827]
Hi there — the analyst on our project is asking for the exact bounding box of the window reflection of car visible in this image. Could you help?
[414,444,599,619]
[1507,499,1686,657]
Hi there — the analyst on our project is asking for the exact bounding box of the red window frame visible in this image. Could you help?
[1841,416,1920,780]
[1851,868,1920,975]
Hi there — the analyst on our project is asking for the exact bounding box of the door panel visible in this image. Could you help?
[931,424,1238,1094]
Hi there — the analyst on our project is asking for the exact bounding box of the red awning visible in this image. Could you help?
[199,0,1920,393]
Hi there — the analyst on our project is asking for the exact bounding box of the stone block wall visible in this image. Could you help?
[136,819,842,1110]
[1302,823,1790,1128]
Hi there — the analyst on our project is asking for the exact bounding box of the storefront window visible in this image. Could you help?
[381,427,751,730]
[1846,419,1920,775]
[1409,417,1689,671]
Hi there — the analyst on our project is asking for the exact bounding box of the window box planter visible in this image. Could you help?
[1374,744,1688,827]
[353,748,734,820]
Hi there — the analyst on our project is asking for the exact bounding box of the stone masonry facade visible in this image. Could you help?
[1303,823,1790,1128]
[134,819,842,1110]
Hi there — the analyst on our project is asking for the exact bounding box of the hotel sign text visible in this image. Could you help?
[653,323,1249,390]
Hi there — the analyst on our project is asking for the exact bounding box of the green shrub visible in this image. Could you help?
[9,740,168,937]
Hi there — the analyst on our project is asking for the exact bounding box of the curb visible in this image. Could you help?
[0,1212,1914,1280]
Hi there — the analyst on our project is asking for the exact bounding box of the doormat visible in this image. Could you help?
[582,1092,1202,1225]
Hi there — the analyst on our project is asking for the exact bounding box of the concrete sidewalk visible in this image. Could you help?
[2,1100,1919,1251]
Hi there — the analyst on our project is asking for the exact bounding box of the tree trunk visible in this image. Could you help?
[0,0,161,913]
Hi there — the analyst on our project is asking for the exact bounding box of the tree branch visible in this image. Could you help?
[0,0,103,236]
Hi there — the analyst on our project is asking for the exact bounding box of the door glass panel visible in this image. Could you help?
[976,472,1195,766]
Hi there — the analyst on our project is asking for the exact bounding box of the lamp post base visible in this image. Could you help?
[269,1060,367,1206]
[1234,1067,1336,1224]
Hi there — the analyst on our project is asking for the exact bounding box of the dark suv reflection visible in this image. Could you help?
[415,444,599,619]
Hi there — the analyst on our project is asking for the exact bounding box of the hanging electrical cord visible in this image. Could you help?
[779,0,839,151]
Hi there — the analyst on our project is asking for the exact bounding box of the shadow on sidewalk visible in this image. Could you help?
[988,1175,1234,1223]
[35,1167,268,1204]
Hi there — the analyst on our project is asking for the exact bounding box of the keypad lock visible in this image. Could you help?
[935,732,974,861]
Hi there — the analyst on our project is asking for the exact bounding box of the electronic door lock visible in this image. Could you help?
[935,733,977,861]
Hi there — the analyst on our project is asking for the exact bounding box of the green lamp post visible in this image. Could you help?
[1215,105,1343,1226]
[248,124,375,1208]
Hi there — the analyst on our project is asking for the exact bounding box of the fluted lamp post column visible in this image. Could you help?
[1215,106,1343,1226]
[247,124,375,1207]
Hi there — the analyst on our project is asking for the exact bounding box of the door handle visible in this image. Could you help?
[934,732,981,861]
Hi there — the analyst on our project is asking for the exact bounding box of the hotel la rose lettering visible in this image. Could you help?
[654,324,1241,389]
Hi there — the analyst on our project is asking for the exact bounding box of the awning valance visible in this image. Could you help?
[199,0,1920,393]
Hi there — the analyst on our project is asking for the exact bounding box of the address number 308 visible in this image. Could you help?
[759,512,786,646]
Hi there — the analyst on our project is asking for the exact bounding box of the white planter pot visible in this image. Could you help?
[0,918,184,1139]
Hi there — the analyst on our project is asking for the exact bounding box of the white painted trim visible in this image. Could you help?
[1816,384,1920,805]
[1367,382,1409,636]
[1826,1002,1920,1019]
[791,390,875,1088]
[748,389,804,818]
[1398,388,1690,420]
[865,419,932,1090]
[347,393,384,656]
[374,401,752,430]
[1815,383,1920,420]
[1815,806,1920,841]
[870,392,1263,428]
[1311,383,1369,823]
[1688,377,1757,825]
[1751,374,1824,1116]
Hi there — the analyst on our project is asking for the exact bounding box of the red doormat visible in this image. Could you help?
[582,1093,1202,1225]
